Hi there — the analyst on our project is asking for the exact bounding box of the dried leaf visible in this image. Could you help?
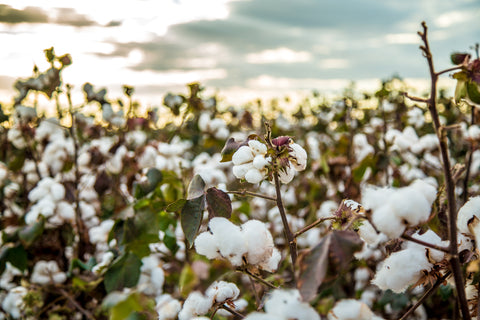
[298,230,363,302]
[220,138,248,162]
[181,195,205,248]
[206,187,232,219]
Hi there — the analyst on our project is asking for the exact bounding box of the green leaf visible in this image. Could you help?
[179,264,198,297]
[466,81,480,104]
[134,168,164,198]
[166,199,186,213]
[298,230,363,302]
[181,195,205,248]
[19,218,45,247]
[163,228,179,254]
[206,187,232,219]
[187,174,206,200]
[0,244,28,273]
[103,291,142,320]
[104,252,142,293]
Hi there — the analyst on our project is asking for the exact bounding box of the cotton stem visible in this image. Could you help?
[407,21,470,320]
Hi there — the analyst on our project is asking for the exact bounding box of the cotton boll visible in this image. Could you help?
[89,219,115,244]
[278,166,295,184]
[253,155,269,170]
[389,188,431,226]
[371,204,405,239]
[178,291,213,320]
[208,218,246,266]
[198,113,211,132]
[264,289,320,320]
[410,179,437,204]
[31,260,66,285]
[245,168,265,184]
[2,286,27,319]
[361,185,395,211]
[92,251,115,275]
[357,220,381,245]
[205,281,240,303]
[259,248,281,272]
[457,196,480,234]
[243,313,278,320]
[157,294,181,320]
[468,125,480,140]
[406,230,447,262]
[242,220,274,265]
[232,146,255,166]
[289,143,308,171]
[328,299,375,320]
[56,201,75,222]
[248,140,267,155]
[372,249,432,293]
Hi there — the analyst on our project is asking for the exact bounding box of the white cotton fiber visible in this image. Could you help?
[194,232,219,260]
[457,196,480,234]
[327,299,375,320]
[372,248,431,293]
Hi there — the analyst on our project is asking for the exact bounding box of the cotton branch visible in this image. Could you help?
[404,21,471,320]
[227,190,276,201]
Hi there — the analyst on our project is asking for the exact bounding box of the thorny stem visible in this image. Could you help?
[401,233,450,254]
[294,216,337,238]
[407,22,471,320]
[399,271,451,320]
[227,190,276,202]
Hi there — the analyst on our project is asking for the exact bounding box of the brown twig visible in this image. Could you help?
[58,288,95,320]
[238,268,278,290]
[463,105,476,204]
[294,216,336,238]
[399,271,451,320]
[405,21,470,320]
[401,233,450,253]
[227,190,276,201]
[220,304,245,318]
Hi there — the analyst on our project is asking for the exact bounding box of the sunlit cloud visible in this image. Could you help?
[246,47,312,64]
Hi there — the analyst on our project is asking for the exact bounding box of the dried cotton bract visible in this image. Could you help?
[457,196,480,243]
[194,217,281,272]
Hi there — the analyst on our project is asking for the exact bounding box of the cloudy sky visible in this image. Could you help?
[0,0,478,107]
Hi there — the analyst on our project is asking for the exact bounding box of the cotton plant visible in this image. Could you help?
[178,280,243,320]
[328,299,384,320]
[243,289,320,320]
[194,217,281,272]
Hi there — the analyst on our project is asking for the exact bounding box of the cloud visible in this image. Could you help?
[246,47,312,64]
[52,8,98,27]
[0,5,48,24]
